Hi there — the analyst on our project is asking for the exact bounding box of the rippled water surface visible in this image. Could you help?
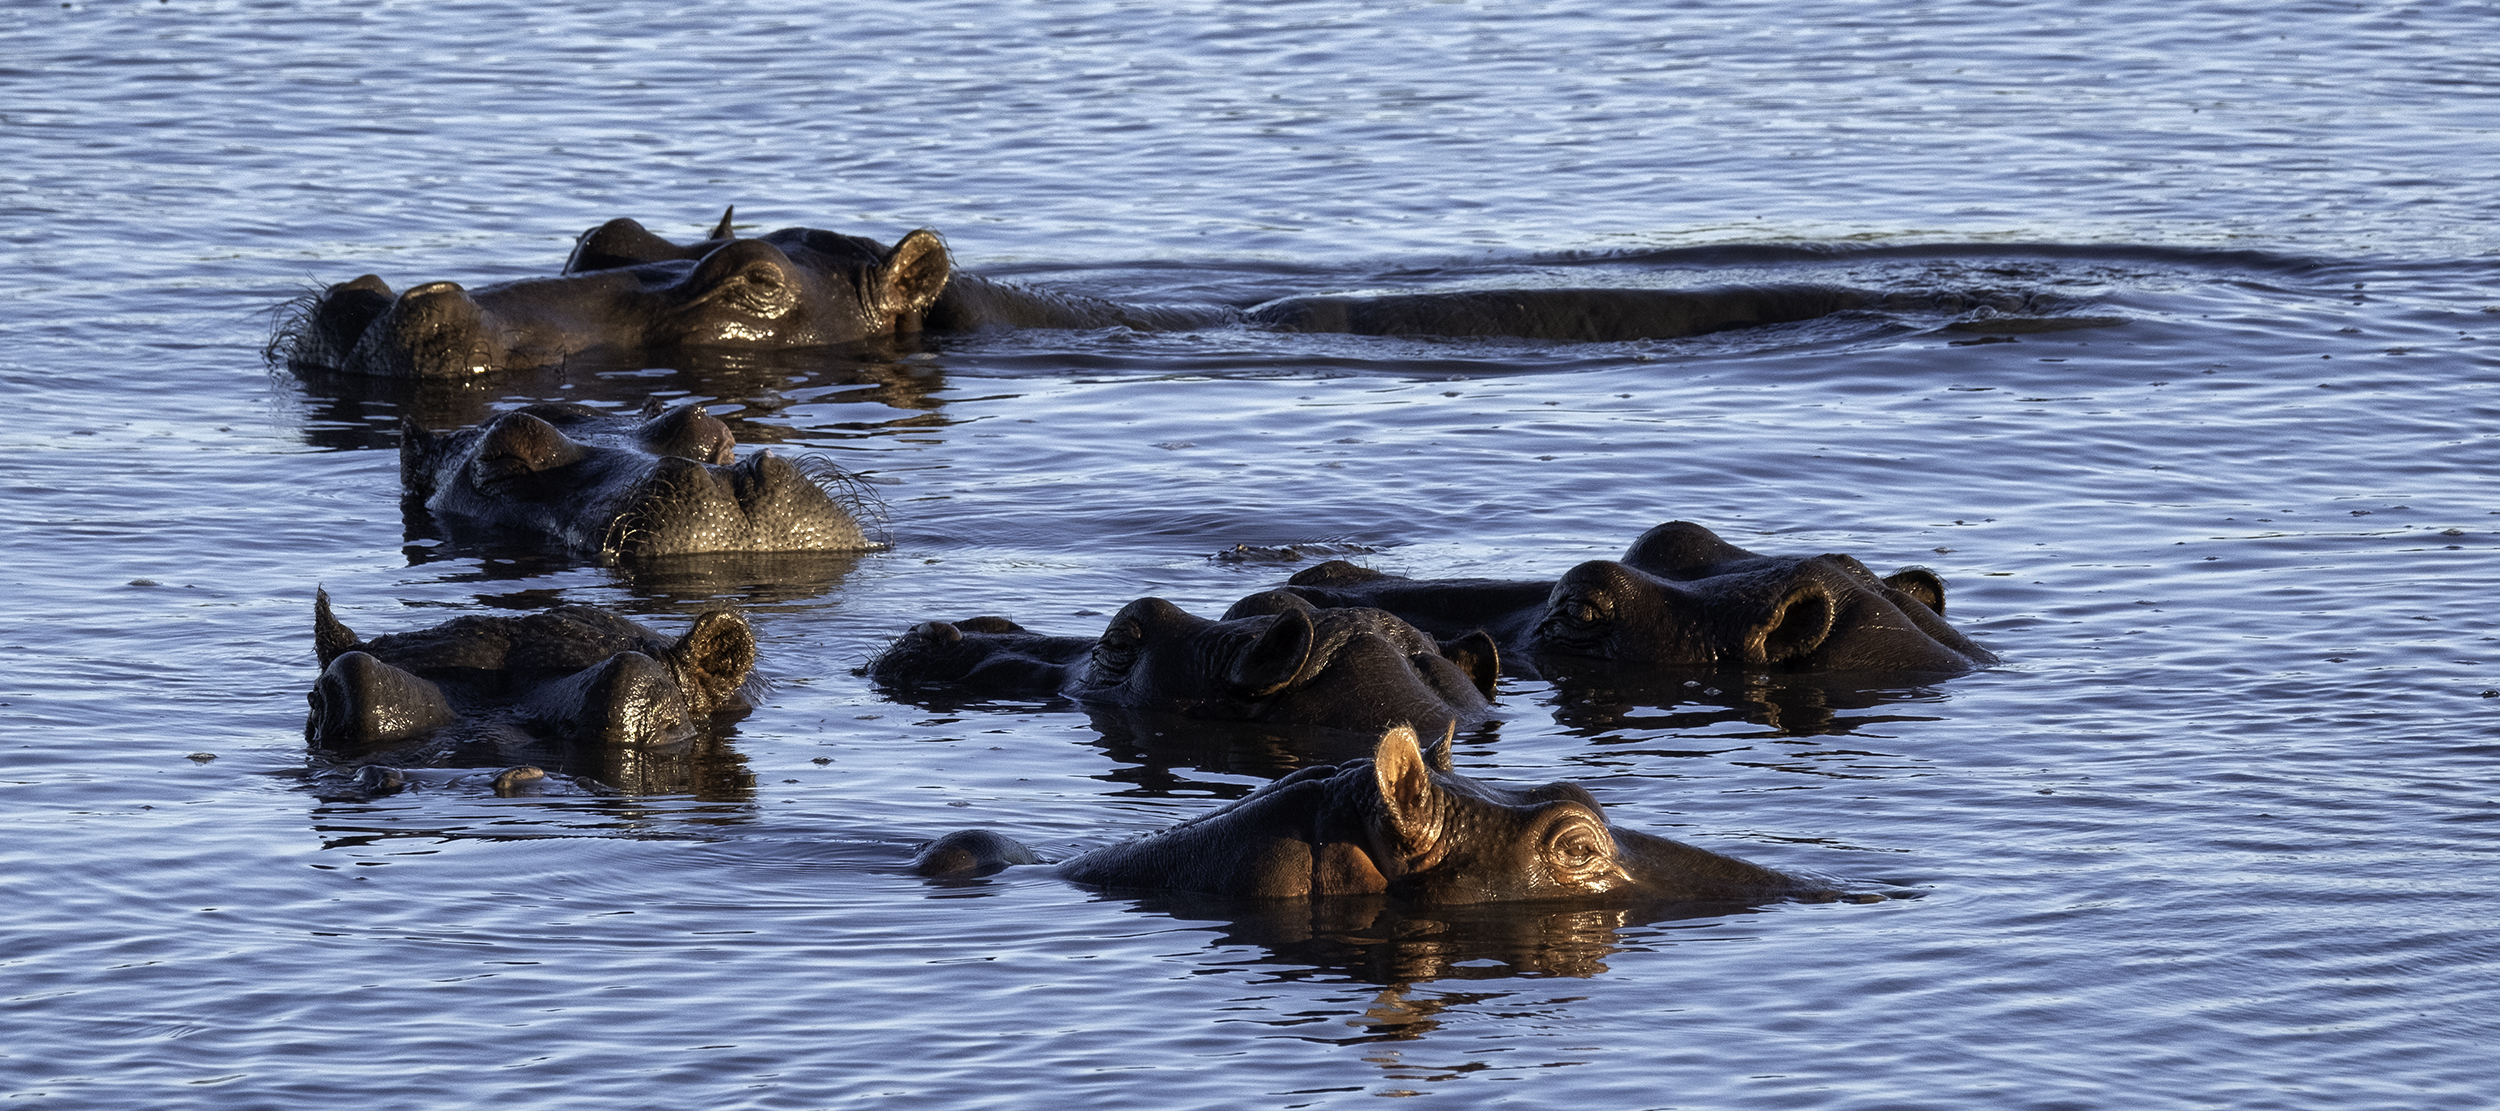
[5,2,2497,1108]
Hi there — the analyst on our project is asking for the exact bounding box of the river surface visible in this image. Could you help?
[4,2,2497,1108]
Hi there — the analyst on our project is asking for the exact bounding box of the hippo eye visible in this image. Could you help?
[1543,813,1617,885]
[1555,592,1608,627]
[718,264,796,318]
[1089,622,1143,676]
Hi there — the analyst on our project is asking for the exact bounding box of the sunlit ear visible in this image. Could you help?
[313,588,360,669]
[1882,568,1948,615]
[668,610,758,714]
[1371,725,1441,848]
[877,228,952,316]
[1428,722,1457,772]
[1229,606,1315,698]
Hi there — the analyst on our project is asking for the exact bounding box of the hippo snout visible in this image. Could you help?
[347,281,501,376]
[307,650,458,749]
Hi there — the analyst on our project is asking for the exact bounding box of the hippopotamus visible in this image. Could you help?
[1275,521,1996,679]
[862,591,1499,739]
[912,725,1843,906]
[272,210,2036,377]
[306,589,759,775]
[400,398,876,561]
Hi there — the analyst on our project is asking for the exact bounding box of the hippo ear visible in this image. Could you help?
[1437,630,1500,698]
[1229,607,1316,698]
[668,610,757,715]
[876,229,952,317]
[1371,725,1444,854]
[313,588,361,669]
[1882,568,1948,615]
[398,420,443,497]
[1427,722,1457,773]
[709,205,736,241]
[1757,583,1837,664]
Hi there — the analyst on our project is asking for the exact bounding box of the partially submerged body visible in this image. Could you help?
[862,592,1499,739]
[913,725,1845,907]
[305,590,759,776]
[401,398,874,561]
[1278,521,1997,679]
[274,210,2080,377]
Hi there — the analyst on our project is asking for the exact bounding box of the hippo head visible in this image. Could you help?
[861,615,1094,695]
[864,595,1498,736]
[1070,596,1497,733]
[306,590,758,754]
[1529,521,1996,673]
[274,220,953,377]
[400,400,875,561]
[1031,725,1833,904]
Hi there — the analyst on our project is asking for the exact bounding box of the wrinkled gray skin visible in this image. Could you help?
[306,589,759,766]
[1278,521,1997,679]
[914,725,1841,906]
[401,398,873,561]
[862,592,1500,737]
[273,209,1969,377]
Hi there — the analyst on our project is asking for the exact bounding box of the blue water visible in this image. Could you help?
[4,2,2497,1108]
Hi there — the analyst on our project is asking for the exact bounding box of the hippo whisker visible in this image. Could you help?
[261,283,329,368]
[789,450,889,539]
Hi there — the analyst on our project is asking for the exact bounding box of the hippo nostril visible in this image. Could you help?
[910,620,964,647]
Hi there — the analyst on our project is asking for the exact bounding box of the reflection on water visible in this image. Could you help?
[16,2,2500,1104]
[1080,709,1507,797]
[1542,664,1953,742]
[285,347,957,453]
[300,711,759,803]
[1124,889,1776,991]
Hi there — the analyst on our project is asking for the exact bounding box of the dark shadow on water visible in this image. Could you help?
[1534,659,1956,742]
[864,686,1508,798]
[1079,708,1504,799]
[296,729,761,846]
[400,508,874,609]
[282,344,955,453]
[1111,889,1787,996]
